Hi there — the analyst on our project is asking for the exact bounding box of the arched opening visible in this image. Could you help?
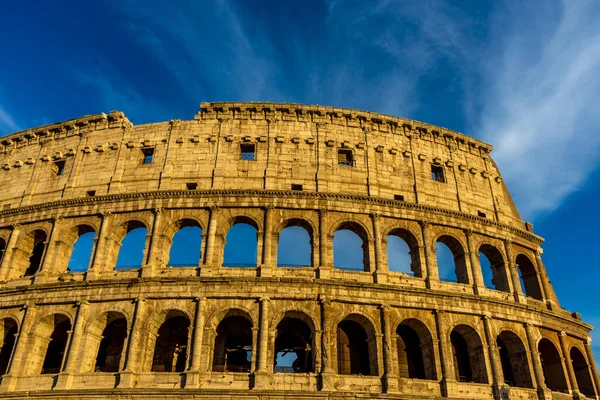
[41,315,71,374]
[570,347,595,398]
[277,220,313,268]
[94,314,127,372]
[212,313,253,372]
[25,230,47,276]
[538,338,568,392]
[450,325,488,383]
[168,220,203,267]
[0,238,7,265]
[333,222,370,271]
[0,318,18,375]
[67,226,96,272]
[151,314,190,372]
[115,221,147,270]
[223,218,258,268]
[396,319,436,380]
[496,331,533,388]
[336,314,378,376]
[515,255,543,300]
[386,228,422,277]
[436,235,468,284]
[274,314,314,373]
[479,244,510,292]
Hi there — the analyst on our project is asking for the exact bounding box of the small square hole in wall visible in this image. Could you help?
[338,149,354,166]
[2,204,10,210]
[186,182,197,190]
[240,143,255,161]
[394,194,405,201]
[431,165,445,183]
[478,211,487,218]
[54,160,65,176]
[291,184,303,191]
[142,148,154,164]
[86,190,96,197]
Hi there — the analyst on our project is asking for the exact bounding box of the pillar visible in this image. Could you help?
[186,297,205,388]
[118,298,146,388]
[56,301,90,389]
[504,240,525,303]
[535,248,560,308]
[0,304,36,392]
[465,229,485,294]
[259,206,274,277]
[0,224,20,281]
[141,208,163,277]
[380,305,398,392]
[434,310,451,397]
[35,217,62,282]
[319,296,334,390]
[482,315,504,394]
[201,206,219,275]
[317,209,332,279]
[524,323,547,392]
[86,213,111,280]
[420,221,438,288]
[558,331,579,395]
[253,297,270,388]
[584,339,600,397]
[372,214,387,283]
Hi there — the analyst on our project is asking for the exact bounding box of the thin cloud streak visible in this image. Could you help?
[476,0,600,220]
[0,105,20,135]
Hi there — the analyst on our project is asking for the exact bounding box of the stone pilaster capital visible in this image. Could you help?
[154,207,164,215]
[535,247,543,257]
[209,205,220,213]
[10,223,20,230]
[558,331,567,337]
[463,228,474,237]
[584,337,592,345]
[101,211,112,219]
[259,297,270,303]
[52,216,63,224]
[318,295,330,306]
[504,238,513,246]
[482,314,492,321]
[371,213,382,222]
[418,220,430,229]
[432,309,444,316]
[262,205,275,212]
[318,209,328,218]
[194,296,206,303]
[379,304,390,312]
[134,297,146,304]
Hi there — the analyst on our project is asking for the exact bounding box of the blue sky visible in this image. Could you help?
[2,0,600,364]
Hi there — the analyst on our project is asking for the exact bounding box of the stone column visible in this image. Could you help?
[584,338,600,397]
[56,301,90,389]
[254,297,270,388]
[380,305,398,392]
[558,331,579,395]
[319,296,334,390]
[0,224,20,281]
[118,298,146,388]
[86,213,111,280]
[524,323,547,392]
[372,214,387,283]
[0,304,36,392]
[142,208,163,278]
[33,217,61,283]
[434,310,451,397]
[201,206,219,275]
[482,315,504,394]
[535,248,560,308]
[420,221,438,288]
[465,230,484,294]
[259,206,274,277]
[317,209,331,279]
[186,297,205,388]
[504,240,525,303]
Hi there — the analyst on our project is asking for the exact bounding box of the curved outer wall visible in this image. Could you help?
[0,102,593,400]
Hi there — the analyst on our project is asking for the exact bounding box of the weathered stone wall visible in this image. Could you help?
[0,103,596,400]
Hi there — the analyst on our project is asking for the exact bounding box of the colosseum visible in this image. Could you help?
[0,101,596,400]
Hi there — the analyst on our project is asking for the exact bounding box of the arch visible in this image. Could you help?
[26,313,72,375]
[151,312,191,372]
[515,254,543,300]
[167,219,203,267]
[66,225,96,272]
[478,244,510,292]
[0,237,7,266]
[0,317,18,375]
[538,338,568,392]
[336,313,378,376]
[396,319,436,380]
[333,221,370,271]
[277,219,313,268]
[450,324,488,383]
[92,312,128,372]
[570,346,595,397]
[223,216,259,268]
[212,311,254,372]
[274,314,314,373]
[435,235,469,284]
[115,220,148,270]
[386,228,422,276]
[496,331,533,388]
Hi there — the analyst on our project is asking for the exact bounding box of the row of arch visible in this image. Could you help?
[0,212,549,302]
[0,308,596,396]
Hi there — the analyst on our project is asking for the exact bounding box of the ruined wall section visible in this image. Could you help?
[0,103,522,228]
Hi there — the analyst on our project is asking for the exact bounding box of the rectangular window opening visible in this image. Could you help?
[54,160,65,176]
[86,190,96,197]
[241,143,255,161]
[431,165,445,183]
[186,182,198,190]
[142,148,154,164]
[394,194,405,201]
[338,149,354,167]
[291,184,303,191]
[478,211,487,218]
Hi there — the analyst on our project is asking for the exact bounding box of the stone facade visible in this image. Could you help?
[0,102,595,399]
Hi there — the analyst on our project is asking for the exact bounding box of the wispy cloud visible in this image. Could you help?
[0,104,20,135]
[475,0,600,219]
